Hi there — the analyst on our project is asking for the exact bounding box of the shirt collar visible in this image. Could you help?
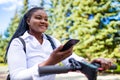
[22,31,47,40]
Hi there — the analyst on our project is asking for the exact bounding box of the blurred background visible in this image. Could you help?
[0,0,120,80]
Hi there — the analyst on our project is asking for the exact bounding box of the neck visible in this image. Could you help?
[28,30,43,44]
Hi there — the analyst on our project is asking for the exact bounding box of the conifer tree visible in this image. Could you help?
[20,0,29,16]
[0,0,29,63]
[5,0,29,39]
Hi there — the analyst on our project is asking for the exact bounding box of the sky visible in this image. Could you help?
[0,0,23,35]
[0,0,41,36]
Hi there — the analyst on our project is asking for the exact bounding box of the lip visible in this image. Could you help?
[39,25,47,29]
[39,25,47,27]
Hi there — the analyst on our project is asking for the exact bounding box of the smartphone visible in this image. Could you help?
[60,39,80,51]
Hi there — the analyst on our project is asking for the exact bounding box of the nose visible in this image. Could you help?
[40,19,48,27]
[40,19,46,23]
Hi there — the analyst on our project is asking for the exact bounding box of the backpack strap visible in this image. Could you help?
[45,34,56,50]
[6,37,26,80]
[18,37,26,53]
[6,74,10,80]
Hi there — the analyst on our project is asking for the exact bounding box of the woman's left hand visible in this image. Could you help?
[91,58,112,70]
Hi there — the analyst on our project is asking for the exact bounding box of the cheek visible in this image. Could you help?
[28,21,38,30]
[30,19,38,25]
[29,20,39,28]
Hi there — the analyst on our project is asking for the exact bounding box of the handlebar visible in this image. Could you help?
[38,65,72,76]
[92,62,117,71]
[38,58,117,80]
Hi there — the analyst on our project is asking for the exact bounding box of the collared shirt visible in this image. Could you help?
[7,31,84,80]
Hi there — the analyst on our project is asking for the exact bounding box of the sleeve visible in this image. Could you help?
[7,38,39,80]
[51,37,85,66]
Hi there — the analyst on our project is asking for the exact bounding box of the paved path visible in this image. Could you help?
[0,66,8,80]
[0,66,120,80]
[56,72,120,80]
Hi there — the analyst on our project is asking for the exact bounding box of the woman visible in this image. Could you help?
[6,7,111,80]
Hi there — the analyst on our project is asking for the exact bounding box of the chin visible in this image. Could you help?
[38,28,47,33]
[40,30,46,33]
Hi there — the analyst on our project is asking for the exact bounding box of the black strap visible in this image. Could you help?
[45,34,56,50]
[6,74,10,80]
[18,37,26,53]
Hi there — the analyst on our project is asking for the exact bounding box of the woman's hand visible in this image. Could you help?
[39,45,73,66]
[91,58,112,70]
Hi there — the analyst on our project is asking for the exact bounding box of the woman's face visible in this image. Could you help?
[27,9,48,34]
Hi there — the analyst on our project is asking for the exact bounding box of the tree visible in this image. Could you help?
[20,0,29,16]
[48,0,120,60]
[0,0,29,63]
[0,35,5,62]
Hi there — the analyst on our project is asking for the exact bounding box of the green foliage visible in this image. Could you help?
[0,35,9,63]
[48,0,120,62]
[0,0,29,63]
[7,13,20,39]
[20,0,29,16]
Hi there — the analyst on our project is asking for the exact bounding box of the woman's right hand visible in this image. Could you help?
[39,45,73,66]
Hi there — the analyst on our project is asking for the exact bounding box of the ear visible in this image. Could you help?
[26,18,30,25]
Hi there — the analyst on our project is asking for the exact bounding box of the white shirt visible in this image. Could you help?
[7,31,84,80]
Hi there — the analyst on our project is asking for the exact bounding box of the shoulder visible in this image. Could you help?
[20,31,32,40]
[10,38,24,47]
